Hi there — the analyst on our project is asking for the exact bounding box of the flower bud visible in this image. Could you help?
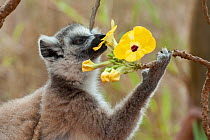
[109,69,120,82]
[101,71,111,83]
[82,59,96,72]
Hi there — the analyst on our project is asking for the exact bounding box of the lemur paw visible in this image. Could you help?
[157,48,172,62]
[156,48,172,68]
[142,48,172,81]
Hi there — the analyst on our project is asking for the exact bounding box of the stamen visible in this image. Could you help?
[131,45,139,52]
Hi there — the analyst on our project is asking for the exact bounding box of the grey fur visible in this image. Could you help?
[0,24,171,140]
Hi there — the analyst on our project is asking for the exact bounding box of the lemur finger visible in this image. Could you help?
[141,69,149,80]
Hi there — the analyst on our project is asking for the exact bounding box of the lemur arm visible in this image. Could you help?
[104,49,172,140]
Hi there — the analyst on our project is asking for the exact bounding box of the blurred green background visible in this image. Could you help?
[0,0,209,139]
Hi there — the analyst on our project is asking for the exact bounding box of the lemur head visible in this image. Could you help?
[38,24,107,81]
[38,23,106,63]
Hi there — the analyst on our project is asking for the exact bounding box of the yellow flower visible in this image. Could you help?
[82,60,112,72]
[93,20,117,51]
[101,71,111,83]
[113,26,156,62]
[109,69,120,82]
[82,59,96,72]
[100,69,121,83]
[111,19,115,29]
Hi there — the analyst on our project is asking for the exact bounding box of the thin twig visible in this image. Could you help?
[172,49,210,69]
[0,0,21,29]
[201,70,210,139]
[89,0,101,30]
[202,0,210,25]
[142,49,210,70]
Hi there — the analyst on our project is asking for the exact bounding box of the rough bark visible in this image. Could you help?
[0,0,21,28]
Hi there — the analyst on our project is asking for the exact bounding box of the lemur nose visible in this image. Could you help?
[99,34,106,39]
[95,34,106,39]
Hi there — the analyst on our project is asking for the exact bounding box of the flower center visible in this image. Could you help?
[131,45,139,52]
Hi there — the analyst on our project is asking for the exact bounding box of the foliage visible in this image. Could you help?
[193,121,208,140]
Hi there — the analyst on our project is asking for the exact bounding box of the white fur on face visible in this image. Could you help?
[70,26,92,36]
[63,26,93,49]
[91,27,101,34]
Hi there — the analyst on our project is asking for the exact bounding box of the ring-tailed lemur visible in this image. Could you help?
[0,24,171,140]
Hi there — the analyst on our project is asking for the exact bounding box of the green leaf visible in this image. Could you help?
[193,121,208,140]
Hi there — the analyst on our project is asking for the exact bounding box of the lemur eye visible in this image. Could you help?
[72,36,88,45]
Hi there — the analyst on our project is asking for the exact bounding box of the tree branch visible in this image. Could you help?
[0,0,21,29]
[201,70,210,139]
[202,0,210,25]
[141,60,157,69]
[142,49,210,69]
[172,49,210,68]
[89,0,101,30]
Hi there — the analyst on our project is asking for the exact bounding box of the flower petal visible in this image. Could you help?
[93,25,117,51]
[82,59,96,72]
[93,41,105,51]
[133,26,152,38]
[103,25,117,44]
[111,19,115,28]
[119,31,134,44]
[113,43,130,59]
[124,52,137,62]
[101,70,112,83]
[133,26,153,46]
[140,36,156,54]
[125,51,145,62]
[106,25,117,37]
[136,51,145,60]
[109,69,120,82]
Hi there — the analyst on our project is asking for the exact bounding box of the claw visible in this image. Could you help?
[161,48,168,54]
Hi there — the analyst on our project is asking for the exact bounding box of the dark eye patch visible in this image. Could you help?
[72,36,88,45]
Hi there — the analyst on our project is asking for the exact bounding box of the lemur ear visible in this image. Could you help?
[38,35,63,61]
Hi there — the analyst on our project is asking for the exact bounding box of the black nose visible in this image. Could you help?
[99,34,106,39]
[95,34,106,39]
